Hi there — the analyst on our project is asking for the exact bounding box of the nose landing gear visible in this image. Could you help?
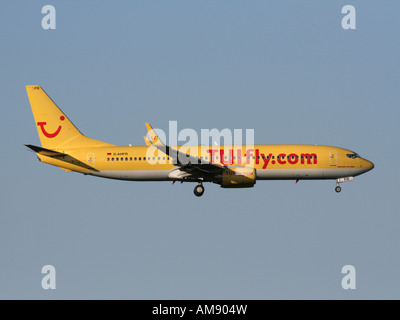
[334,177,354,193]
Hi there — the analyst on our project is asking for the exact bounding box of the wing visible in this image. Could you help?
[145,123,226,177]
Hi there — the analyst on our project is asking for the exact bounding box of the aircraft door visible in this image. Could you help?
[87,153,95,167]
[329,150,337,166]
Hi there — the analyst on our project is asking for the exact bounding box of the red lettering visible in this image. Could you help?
[287,153,298,165]
[277,153,286,165]
[207,149,218,163]
[220,149,233,165]
[218,150,317,168]
[246,149,254,165]
[261,153,272,169]
[236,149,242,165]
[301,153,317,165]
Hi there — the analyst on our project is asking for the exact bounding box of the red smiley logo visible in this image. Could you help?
[37,116,65,138]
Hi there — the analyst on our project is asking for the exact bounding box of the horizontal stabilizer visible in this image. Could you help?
[25,144,65,157]
[25,144,98,172]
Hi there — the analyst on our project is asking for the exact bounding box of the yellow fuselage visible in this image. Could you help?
[38,144,374,181]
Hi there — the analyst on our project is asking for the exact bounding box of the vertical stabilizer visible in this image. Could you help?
[26,85,114,149]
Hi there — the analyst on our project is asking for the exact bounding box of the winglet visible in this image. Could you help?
[143,136,151,146]
[145,123,162,146]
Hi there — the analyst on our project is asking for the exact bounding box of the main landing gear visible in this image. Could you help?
[194,183,205,197]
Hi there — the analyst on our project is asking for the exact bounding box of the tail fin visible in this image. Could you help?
[26,85,114,149]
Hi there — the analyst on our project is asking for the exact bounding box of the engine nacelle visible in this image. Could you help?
[221,167,256,188]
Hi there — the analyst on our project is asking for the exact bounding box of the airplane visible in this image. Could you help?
[25,85,374,197]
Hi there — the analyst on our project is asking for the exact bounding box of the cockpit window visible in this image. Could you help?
[347,153,360,159]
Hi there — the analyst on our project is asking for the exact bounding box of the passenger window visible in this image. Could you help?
[116,158,119,161]
[139,157,141,161]
[107,158,110,161]
[112,158,114,161]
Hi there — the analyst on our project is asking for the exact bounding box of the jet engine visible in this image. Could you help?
[221,167,256,188]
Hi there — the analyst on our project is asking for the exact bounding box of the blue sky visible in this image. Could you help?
[1,1,399,299]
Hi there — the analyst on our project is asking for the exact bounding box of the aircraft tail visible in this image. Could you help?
[26,85,114,149]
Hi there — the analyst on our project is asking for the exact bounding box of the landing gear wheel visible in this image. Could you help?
[194,184,204,197]
[335,186,342,193]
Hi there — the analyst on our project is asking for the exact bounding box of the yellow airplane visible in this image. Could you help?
[25,85,374,197]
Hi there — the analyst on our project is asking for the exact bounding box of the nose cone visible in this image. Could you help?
[363,159,375,172]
